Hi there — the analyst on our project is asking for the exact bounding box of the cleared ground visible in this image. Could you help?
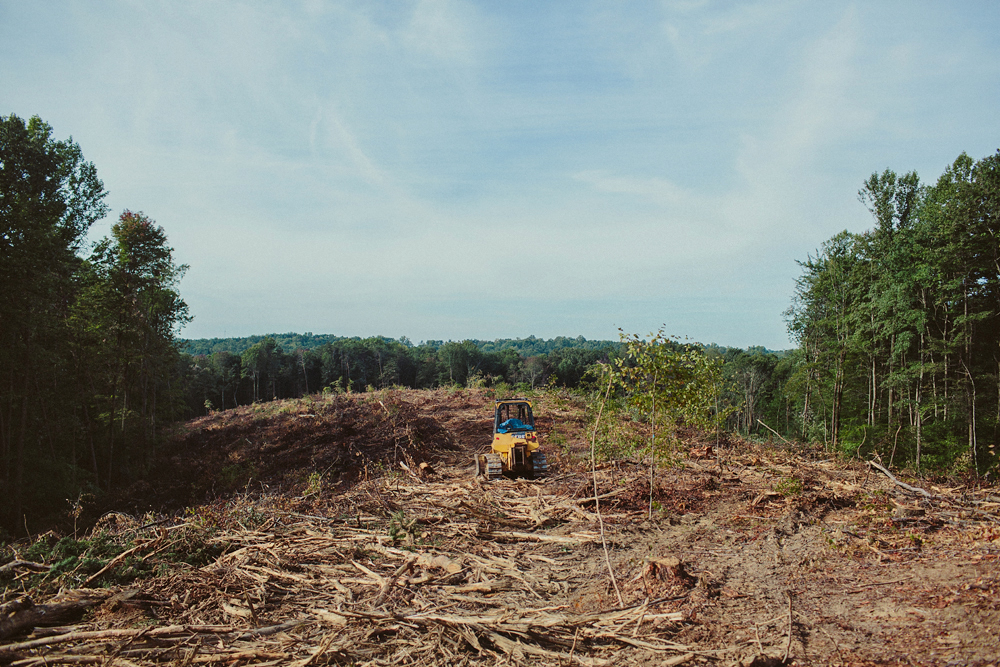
[2,388,999,666]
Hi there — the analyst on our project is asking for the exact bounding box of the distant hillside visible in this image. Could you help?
[181,332,349,356]
[180,333,622,357]
[469,335,621,356]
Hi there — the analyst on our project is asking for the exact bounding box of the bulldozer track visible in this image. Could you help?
[479,453,503,480]
[532,451,549,478]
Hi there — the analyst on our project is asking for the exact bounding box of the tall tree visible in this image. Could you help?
[787,153,999,473]
[0,114,108,527]
[84,211,190,485]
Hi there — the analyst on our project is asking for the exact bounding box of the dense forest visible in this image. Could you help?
[782,152,1000,472]
[177,335,622,411]
[708,152,1000,474]
[1,114,190,534]
[2,111,997,535]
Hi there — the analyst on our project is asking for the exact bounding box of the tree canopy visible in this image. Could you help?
[784,151,1000,471]
[0,115,189,534]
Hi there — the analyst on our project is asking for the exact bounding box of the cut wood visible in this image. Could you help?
[867,460,932,498]
[0,591,114,641]
[480,530,592,545]
[370,556,417,608]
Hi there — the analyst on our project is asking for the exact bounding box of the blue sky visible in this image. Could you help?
[2,1,999,349]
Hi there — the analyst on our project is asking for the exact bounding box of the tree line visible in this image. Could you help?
[785,152,999,472]
[181,333,619,358]
[718,152,999,474]
[1,114,190,534]
[178,337,620,412]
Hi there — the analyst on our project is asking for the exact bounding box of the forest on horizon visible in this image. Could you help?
[1,112,998,536]
[181,333,628,358]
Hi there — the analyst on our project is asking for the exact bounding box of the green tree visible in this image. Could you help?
[920,153,1000,470]
[242,338,279,402]
[786,231,865,448]
[438,341,482,386]
[611,329,730,515]
[84,211,190,485]
[725,348,780,435]
[0,114,108,528]
[787,153,999,473]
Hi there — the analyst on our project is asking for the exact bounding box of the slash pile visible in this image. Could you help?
[2,470,709,666]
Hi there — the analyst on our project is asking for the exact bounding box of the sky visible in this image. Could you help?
[2,1,999,349]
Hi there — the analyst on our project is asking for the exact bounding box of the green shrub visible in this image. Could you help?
[775,476,803,496]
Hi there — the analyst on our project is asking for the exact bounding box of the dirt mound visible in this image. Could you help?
[126,390,487,512]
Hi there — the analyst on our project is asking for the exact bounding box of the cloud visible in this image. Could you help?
[4,1,999,348]
[402,0,475,62]
[572,170,690,208]
[659,0,799,69]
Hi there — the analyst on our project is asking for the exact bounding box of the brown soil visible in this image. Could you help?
[4,388,1000,666]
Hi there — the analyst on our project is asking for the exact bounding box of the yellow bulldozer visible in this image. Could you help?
[475,398,548,480]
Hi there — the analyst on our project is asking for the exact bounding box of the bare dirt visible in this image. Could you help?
[3,388,1000,666]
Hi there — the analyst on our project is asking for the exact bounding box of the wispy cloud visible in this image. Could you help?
[573,171,691,208]
[3,1,998,347]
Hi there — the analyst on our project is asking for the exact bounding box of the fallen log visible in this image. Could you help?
[0,623,243,660]
[866,460,932,498]
[0,560,48,576]
[0,591,114,641]
[478,530,594,545]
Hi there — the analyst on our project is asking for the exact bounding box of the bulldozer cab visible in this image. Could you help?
[494,400,534,434]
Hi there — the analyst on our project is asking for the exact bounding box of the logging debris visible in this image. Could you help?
[3,388,1000,665]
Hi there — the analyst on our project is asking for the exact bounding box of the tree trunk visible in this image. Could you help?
[888,333,895,426]
[648,372,656,520]
[916,331,924,469]
[148,382,157,467]
[1,375,12,494]
[15,391,28,535]
[943,310,950,421]
[832,348,846,449]
[869,355,876,426]
[963,360,977,474]
[14,340,33,532]
[299,354,309,395]
[801,381,811,440]
[82,400,99,487]
[107,373,117,491]
[964,281,975,471]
